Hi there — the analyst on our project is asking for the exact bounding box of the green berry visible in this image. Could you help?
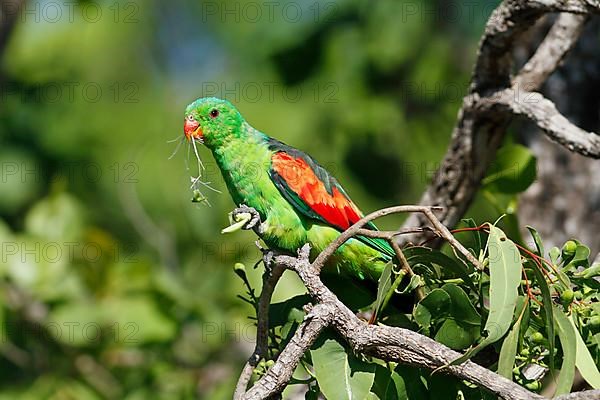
[589,316,600,330]
[562,241,577,257]
[531,332,544,344]
[560,289,574,305]
[525,381,541,391]
[520,348,530,357]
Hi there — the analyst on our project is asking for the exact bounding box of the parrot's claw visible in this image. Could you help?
[231,204,261,230]
[262,250,275,269]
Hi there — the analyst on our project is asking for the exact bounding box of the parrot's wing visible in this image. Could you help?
[267,139,394,258]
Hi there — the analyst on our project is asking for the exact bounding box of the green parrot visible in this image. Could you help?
[184,97,393,282]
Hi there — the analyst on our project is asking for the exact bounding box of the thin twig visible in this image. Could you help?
[313,205,482,271]
[233,261,285,399]
[390,240,425,301]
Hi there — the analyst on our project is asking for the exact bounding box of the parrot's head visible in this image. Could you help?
[184,97,244,148]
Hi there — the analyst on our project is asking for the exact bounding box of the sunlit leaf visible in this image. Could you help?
[554,308,576,396]
[526,226,544,258]
[311,338,375,400]
[570,316,600,389]
[498,299,528,379]
[449,225,521,365]
[373,261,394,320]
[532,264,555,372]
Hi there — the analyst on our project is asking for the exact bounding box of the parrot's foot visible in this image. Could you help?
[232,204,261,230]
[222,204,264,234]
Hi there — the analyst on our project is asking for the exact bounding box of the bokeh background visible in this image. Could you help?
[0,0,566,398]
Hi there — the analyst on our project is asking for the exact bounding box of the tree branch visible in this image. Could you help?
[489,88,600,158]
[233,1,600,398]
[239,237,600,400]
[234,263,285,399]
[233,205,598,400]
[399,0,599,245]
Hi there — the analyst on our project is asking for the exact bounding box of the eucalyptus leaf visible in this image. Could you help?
[563,245,590,271]
[374,261,394,319]
[448,225,521,365]
[441,283,481,326]
[532,265,555,373]
[413,289,451,328]
[554,308,576,396]
[526,226,544,258]
[311,338,375,400]
[570,316,600,389]
[404,246,475,289]
[498,299,527,379]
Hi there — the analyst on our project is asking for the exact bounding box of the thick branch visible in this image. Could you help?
[242,244,600,400]
[241,302,333,400]
[490,89,600,158]
[513,13,588,89]
[400,0,595,245]
[257,246,544,400]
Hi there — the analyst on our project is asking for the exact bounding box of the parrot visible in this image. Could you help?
[183,97,395,282]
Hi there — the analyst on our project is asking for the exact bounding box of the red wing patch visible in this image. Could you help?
[271,152,363,230]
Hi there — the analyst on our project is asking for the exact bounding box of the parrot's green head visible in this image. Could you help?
[184,97,244,148]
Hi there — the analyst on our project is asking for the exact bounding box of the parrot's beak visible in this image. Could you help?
[184,117,202,141]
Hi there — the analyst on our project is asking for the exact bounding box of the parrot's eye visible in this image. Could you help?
[209,109,219,118]
[187,114,195,121]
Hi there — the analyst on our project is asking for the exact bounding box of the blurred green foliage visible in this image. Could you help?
[0,0,532,398]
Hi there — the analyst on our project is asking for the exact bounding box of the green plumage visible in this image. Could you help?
[185,97,391,281]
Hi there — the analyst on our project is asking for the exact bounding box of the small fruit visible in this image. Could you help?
[531,332,544,344]
[562,240,577,257]
[520,348,530,357]
[560,289,574,305]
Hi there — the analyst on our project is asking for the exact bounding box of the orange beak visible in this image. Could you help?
[184,117,202,141]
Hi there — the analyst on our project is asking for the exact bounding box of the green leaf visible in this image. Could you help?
[570,316,600,389]
[550,247,561,265]
[483,144,536,194]
[578,263,600,279]
[554,308,576,396]
[497,299,528,379]
[564,244,590,271]
[526,226,544,258]
[532,264,555,372]
[449,225,522,365]
[441,283,481,326]
[404,246,475,290]
[373,261,394,320]
[462,218,482,254]
[485,225,522,337]
[371,364,427,400]
[413,289,451,328]
[311,338,375,400]
[435,319,479,350]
